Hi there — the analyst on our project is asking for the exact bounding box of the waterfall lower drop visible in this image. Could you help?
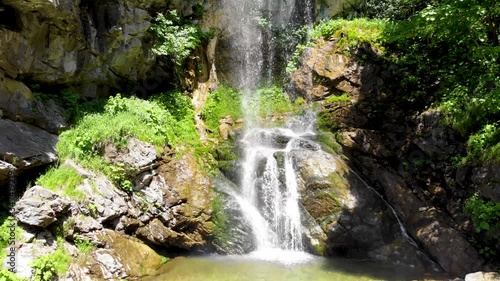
[235,114,317,264]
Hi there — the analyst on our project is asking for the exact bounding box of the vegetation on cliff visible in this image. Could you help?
[296,0,499,265]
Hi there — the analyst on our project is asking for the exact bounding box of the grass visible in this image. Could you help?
[74,236,94,255]
[201,85,242,131]
[36,165,85,200]
[201,84,297,133]
[53,92,205,191]
[310,18,389,50]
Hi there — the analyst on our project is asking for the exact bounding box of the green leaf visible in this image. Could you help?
[480,221,490,231]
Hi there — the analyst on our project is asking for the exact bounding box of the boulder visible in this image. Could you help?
[293,149,436,269]
[95,229,163,278]
[0,75,68,133]
[13,186,71,227]
[0,160,15,188]
[104,137,158,176]
[0,119,58,170]
[465,272,500,281]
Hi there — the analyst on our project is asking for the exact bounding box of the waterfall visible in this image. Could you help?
[217,0,315,260]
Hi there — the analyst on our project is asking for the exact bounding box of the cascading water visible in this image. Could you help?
[236,114,318,262]
[218,0,315,260]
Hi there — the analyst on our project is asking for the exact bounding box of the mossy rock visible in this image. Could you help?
[96,230,163,277]
[317,131,342,154]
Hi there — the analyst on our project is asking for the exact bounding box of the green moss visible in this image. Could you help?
[316,131,342,154]
[325,93,350,103]
[36,165,85,200]
[211,193,230,245]
[312,243,327,256]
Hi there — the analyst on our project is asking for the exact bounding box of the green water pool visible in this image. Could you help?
[142,250,449,281]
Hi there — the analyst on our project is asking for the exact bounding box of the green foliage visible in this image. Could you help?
[252,86,293,117]
[74,236,94,255]
[30,238,72,281]
[310,18,389,52]
[211,194,230,244]
[0,269,27,281]
[58,94,178,160]
[339,0,434,20]
[286,44,307,74]
[325,93,351,103]
[150,90,201,148]
[36,165,85,199]
[201,85,242,131]
[150,11,212,65]
[60,89,80,122]
[55,93,204,191]
[465,195,500,233]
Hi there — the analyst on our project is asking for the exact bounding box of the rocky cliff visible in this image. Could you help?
[290,37,496,277]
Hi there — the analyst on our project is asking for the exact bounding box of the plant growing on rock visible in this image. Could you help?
[150,11,212,65]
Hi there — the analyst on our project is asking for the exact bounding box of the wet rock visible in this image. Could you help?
[13,186,71,227]
[0,119,58,171]
[212,176,255,254]
[294,149,436,270]
[465,272,500,281]
[362,161,485,277]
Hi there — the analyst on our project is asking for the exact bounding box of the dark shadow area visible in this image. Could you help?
[0,4,22,31]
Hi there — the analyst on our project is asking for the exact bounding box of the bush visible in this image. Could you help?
[465,195,500,234]
[30,238,72,281]
[150,11,213,65]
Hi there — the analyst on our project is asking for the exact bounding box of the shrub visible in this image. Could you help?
[150,11,212,65]
[30,238,72,281]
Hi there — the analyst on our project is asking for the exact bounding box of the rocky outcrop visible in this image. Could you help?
[8,136,215,279]
[292,144,436,269]
[13,186,71,227]
[0,119,58,171]
[0,0,154,96]
[291,37,489,277]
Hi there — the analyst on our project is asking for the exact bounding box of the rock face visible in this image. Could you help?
[0,0,154,96]
[291,38,489,277]
[0,119,58,171]
[292,145,435,269]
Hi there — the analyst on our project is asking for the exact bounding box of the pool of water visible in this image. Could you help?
[142,250,449,281]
